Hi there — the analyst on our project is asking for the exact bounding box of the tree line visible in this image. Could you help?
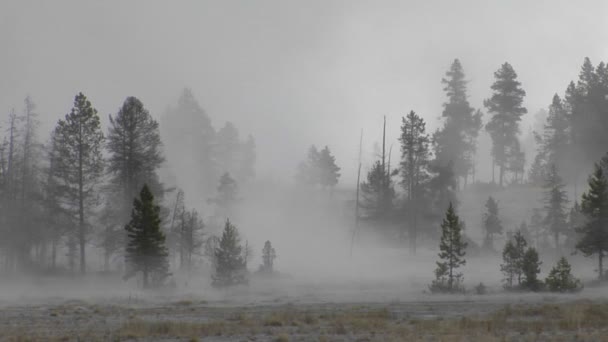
[0,89,256,276]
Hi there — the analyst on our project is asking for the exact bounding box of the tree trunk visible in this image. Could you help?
[78,121,86,274]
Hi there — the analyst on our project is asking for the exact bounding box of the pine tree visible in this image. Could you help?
[483,196,503,251]
[399,110,430,250]
[433,59,482,185]
[104,97,164,269]
[211,172,238,219]
[107,96,164,209]
[484,62,527,186]
[501,230,528,289]
[260,240,276,274]
[178,209,205,270]
[52,92,105,274]
[501,240,518,289]
[213,219,247,287]
[360,160,395,220]
[162,88,217,196]
[542,94,570,177]
[565,201,584,249]
[521,247,542,291]
[124,184,170,288]
[296,145,321,186]
[429,203,467,293]
[576,163,608,280]
[543,164,568,250]
[426,161,458,236]
[317,146,341,192]
[513,231,528,285]
[545,257,582,292]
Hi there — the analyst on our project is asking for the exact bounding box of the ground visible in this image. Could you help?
[1,278,607,341]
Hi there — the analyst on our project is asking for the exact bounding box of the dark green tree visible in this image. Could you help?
[318,146,341,191]
[53,92,105,274]
[501,230,528,289]
[429,203,467,293]
[433,59,482,186]
[360,160,395,220]
[543,164,568,250]
[107,96,164,205]
[105,97,164,267]
[521,247,542,291]
[542,94,570,176]
[124,184,170,288]
[213,219,247,287]
[484,62,527,186]
[399,110,430,251]
[500,240,518,289]
[483,196,503,251]
[545,257,582,292]
[576,164,608,280]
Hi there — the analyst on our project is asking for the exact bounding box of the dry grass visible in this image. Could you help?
[3,300,608,341]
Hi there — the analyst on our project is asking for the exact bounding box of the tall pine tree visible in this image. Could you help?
[52,93,105,274]
[399,110,430,251]
[213,219,247,287]
[124,184,170,288]
[576,164,608,280]
[434,59,482,186]
[484,62,527,186]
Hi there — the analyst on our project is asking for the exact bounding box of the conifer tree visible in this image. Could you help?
[318,146,341,192]
[542,94,570,176]
[260,240,276,274]
[162,89,217,195]
[178,209,205,270]
[211,172,238,219]
[360,160,395,220]
[429,203,467,293]
[543,164,568,250]
[484,62,527,186]
[213,219,247,287]
[565,201,584,249]
[521,247,542,291]
[500,240,518,289]
[576,164,608,280]
[545,257,582,292]
[107,96,164,208]
[434,59,482,185]
[104,97,164,268]
[399,110,430,250]
[501,230,528,289]
[52,92,105,274]
[124,184,170,288]
[296,145,321,185]
[483,196,503,251]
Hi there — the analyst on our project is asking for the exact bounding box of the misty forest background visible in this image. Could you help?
[1,56,608,291]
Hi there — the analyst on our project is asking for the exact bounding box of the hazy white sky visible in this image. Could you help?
[1,0,607,184]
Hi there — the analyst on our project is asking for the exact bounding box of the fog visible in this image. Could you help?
[1,0,608,315]
[2,1,608,182]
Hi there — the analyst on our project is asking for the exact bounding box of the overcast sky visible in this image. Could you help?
[1,0,607,185]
